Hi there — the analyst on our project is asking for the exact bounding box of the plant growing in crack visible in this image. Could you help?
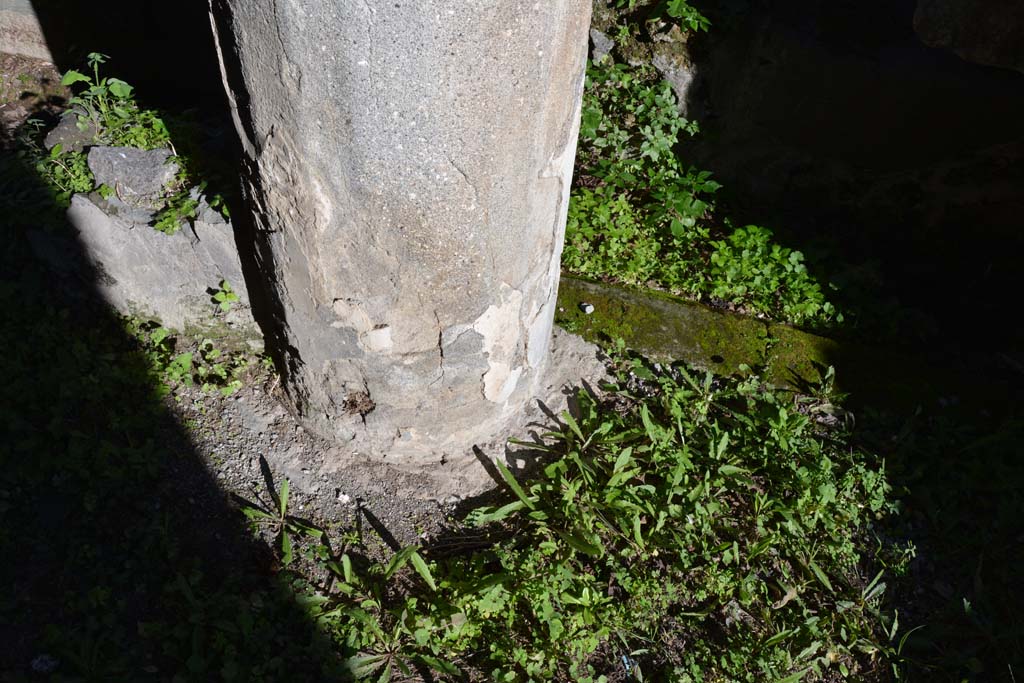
[565,57,842,327]
[194,338,248,396]
[61,52,170,151]
[25,52,234,235]
[210,279,239,312]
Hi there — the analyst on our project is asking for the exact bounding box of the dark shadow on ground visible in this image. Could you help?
[0,93,348,683]
[851,401,1024,681]
[27,0,225,111]
[682,0,1024,358]
[673,4,1024,678]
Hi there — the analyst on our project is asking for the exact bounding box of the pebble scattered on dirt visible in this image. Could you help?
[168,328,609,549]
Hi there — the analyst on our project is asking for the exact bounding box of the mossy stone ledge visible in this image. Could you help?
[556,274,768,375]
[556,274,1010,416]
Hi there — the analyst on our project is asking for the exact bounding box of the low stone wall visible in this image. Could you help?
[0,0,52,61]
[27,137,261,347]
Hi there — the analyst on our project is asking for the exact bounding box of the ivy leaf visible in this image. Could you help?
[107,78,133,99]
[61,70,91,87]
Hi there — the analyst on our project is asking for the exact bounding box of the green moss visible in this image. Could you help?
[764,322,949,411]
[764,324,838,389]
[556,275,768,374]
[555,275,1010,418]
[182,317,263,354]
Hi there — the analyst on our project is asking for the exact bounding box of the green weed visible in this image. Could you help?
[61,52,170,151]
[444,355,899,680]
[211,279,240,313]
[124,318,252,398]
[612,0,711,33]
[23,53,229,235]
[40,143,93,200]
[226,351,906,682]
[152,187,200,235]
[662,0,711,31]
[565,59,841,327]
[241,479,325,566]
[13,119,94,207]
[709,224,841,323]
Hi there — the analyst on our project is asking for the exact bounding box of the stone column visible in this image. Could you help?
[209,0,591,464]
[0,0,53,60]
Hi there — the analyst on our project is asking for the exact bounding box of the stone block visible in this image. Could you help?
[87,146,178,206]
[44,111,99,153]
[30,193,259,344]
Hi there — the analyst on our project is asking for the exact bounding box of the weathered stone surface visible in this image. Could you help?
[211,0,591,463]
[0,0,53,61]
[588,2,697,115]
[44,112,99,153]
[649,22,698,116]
[652,49,697,117]
[87,147,178,206]
[590,28,615,63]
[915,0,1024,73]
[31,193,259,342]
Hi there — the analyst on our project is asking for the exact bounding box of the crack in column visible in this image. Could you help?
[429,309,445,387]
[447,154,479,205]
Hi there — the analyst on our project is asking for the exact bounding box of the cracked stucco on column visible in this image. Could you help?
[210,0,592,463]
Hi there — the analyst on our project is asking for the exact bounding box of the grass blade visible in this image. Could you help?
[410,551,437,591]
[280,530,293,565]
[808,559,833,592]
[494,458,536,510]
[556,528,603,557]
[385,546,417,580]
[561,410,586,442]
[613,446,634,474]
[341,553,354,583]
[278,479,289,517]
[472,500,526,526]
